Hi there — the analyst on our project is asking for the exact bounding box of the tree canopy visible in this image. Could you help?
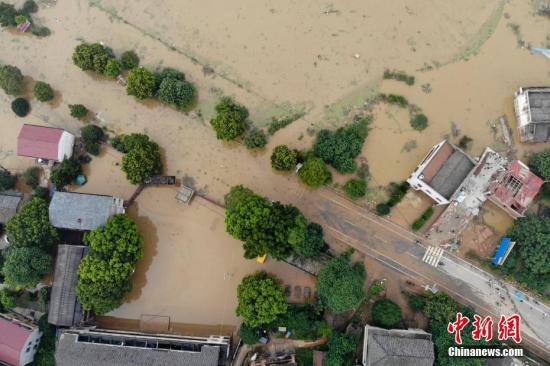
[529,149,550,181]
[288,217,325,257]
[316,254,366,312]
[236,271,287,327]
[371,299,402,328]
[343,178,366,200]
[11,97,30,117]
[33,81,54,102]
[120,135,163,184]
[50,158,82,188]
[325,333,357,366]
[0,2,17,27]
[0,169,16,191]
[298,156,331,188]
[6,197,58,250]
[2,247,52,289]
[210,97,249,140]
[69,104,88,119]
[126,67,157,99]
[313,118,369,173]
[77,214,143,314]
[270,145,298,171]
[72,43,112,72]
[158,77,195,110]
[244,130,267,149]
[0,65,24,95]
[104,58,123,79]
[121,50,140,69]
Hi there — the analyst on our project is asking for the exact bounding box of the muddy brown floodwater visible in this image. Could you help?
[1,0,549,332]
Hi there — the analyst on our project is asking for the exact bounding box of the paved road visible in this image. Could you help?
[294,188,550,361]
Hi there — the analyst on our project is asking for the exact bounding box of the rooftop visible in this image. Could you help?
[48,245,88,327]
[527,89,550,123]
[0,313,35,366]
[363,326,434,366]
[55,330,227,366]
[0,193,23,223]
[49,192,124,231]
[17,124,65,161]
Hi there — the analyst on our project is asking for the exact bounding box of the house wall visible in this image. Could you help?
[57,131,75,161]
[18,328,41,366]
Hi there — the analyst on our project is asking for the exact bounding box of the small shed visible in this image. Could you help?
[0,193,23,223]
[48,245,88,327]
[17,124,75,162]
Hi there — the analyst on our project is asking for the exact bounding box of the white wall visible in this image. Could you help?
[18,328,41,366]
[57,131,75,161]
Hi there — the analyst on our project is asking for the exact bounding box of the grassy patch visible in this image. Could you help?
[383,69,415,85]
[268,111,305,135]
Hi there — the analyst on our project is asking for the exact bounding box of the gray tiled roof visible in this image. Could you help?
[48,245,87,327]
[49,192,124,231]
[55,332,221,366]
[0,193,22,223]
[364,326,435,366]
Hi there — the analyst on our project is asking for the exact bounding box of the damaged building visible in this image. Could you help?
[514,86,550,143]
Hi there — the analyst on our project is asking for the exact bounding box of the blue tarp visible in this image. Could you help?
[492,237,512,265]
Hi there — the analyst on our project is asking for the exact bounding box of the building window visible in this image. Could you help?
[26,347,30,353]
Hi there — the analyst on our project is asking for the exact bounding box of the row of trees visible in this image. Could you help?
[76,214,144,314]
[111,133,163,184]
[2,198,58,289]
[224,185,326,259]
[72,43,196,110]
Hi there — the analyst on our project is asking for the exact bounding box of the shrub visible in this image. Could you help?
[0,65,24,95]
[33,81,54,102]
[271,145,298,171]
[383,69,415,85]
[22,167,40,188]
[0,2,17,27]
[11,97,30,117]
[3,247,52,289]
[121,50,140,69]
[104,58,122,79]
[22,0,38,14]
[37,287,49,310]
[239,324,259,345]
[110,136,126,152]
[126,67,156,99]
[408,294,425,311]
[529,149,550,181]
[80,124,104,143]
[376,203,390,215]
[382,93,408,107]
[0,289,16,309]
[210,97,249,140]
[15,15,28,25]
[30,25,50,37]
[344,179,366,199]
[368,281,385,297]
[386,182,409,207]
[411,207,434,231]
[72,43,112,72]
[0,169,16,191]
[372,299,402,328]
[458,135,473,150]
[299,156,331,187]
[410,113,428,131]
[50,159,82,188]
[69,104,88,119]
[158,77,195,110]
[121,137,163,184]
[84,142,100,156]
[33,186,49,200]
[244,130,267,149]
[158,67,185,82]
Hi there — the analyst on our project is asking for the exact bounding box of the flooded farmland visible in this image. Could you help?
[1,0,550,331]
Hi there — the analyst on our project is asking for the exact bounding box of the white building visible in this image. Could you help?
[514,87,550,143]
[0,313,42,366]
[17,124,75,162]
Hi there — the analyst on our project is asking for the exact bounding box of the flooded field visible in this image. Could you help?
[1,0,550,331]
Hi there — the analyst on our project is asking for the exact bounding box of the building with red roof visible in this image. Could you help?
[0,313,42,366]
[17,124,75,162]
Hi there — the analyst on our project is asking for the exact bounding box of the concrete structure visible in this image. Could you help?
[17,124,75,162]
[49,191,124,231]
[55,329,230,366]
[514,87,550,143]
[407,140,475,204]
[487,160,544,218]
[362,325,434,366]
[0,313,42,366]
[48,245,88,327]
[0,193,22,223]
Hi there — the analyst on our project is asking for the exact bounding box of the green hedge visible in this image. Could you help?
[411,207,434,231]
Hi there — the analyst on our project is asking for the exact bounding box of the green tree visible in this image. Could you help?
[69,104,88,119]
[21,0,38,14]
[33,81,54,102]
[0,288,17,309]
[72,43,112,72]
[244,130,267,149]
[11,97,30,117]
[326,333,356,366]
[50,158,82,188]
[422,292,460,323]
[529,149,550,181]
[3,247,52,288]
[6,197,58,250]
[121,50,140,69]
[77,214,143,314]
[410,113,428,131]
[343,179,366,199]
[239,324,259,345]
[104,58,122,79]
[0,65,24,95]
[317,254,366,312]
[271,145,298,171]
[408,294,425,311]
[0,2,17,27]
[80,124,104,143]
[236,271,288,327]
[299,156,331,188]
[22,166,40,188]
[288,217,325,257]
[0,169,16,191]
[121,138,163,184]
[371,299,402,328]
[376,203,390,215]
[210,97,249,140]
[314,118,369,173]
[158,67,185,82]
[158,77,195,110]
[126,67,156,99]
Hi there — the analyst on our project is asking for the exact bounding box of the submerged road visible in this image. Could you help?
[293,187,550,361]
